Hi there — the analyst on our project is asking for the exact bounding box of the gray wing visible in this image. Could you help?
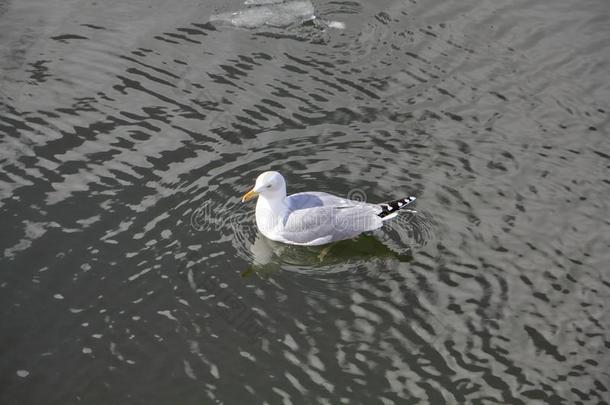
[279,204,383,244]
[287,191,373,210]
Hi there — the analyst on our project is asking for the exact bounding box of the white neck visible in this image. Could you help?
[255,188,288,235]
[257,191,287,214]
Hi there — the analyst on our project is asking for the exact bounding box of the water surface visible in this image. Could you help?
[1,0,609,403]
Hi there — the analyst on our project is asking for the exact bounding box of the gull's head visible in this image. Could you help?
[241,171,286,202]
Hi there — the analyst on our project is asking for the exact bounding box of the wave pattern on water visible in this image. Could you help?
[0,0,608,403]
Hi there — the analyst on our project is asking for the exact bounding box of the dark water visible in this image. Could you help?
[1,0,609,403]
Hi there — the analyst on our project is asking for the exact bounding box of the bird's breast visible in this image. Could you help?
[255,198,280,236]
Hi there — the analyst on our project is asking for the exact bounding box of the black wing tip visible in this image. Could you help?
[377,196,417,218]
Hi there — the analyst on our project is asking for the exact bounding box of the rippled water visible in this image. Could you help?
[1,0,609,403]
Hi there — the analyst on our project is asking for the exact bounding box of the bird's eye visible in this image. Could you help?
[267,184,272,188]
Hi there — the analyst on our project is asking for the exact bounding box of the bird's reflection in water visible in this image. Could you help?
[242,232,413,278]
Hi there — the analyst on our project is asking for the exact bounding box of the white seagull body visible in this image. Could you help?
[241,171,416,246]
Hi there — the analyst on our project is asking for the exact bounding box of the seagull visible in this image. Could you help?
[241,171,416,246]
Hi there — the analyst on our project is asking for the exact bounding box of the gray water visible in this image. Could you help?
[1,0,609,404]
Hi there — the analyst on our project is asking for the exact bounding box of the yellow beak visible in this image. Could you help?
[241,188,258,202]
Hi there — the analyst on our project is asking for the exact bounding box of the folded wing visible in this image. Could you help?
[279,204,383,244]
